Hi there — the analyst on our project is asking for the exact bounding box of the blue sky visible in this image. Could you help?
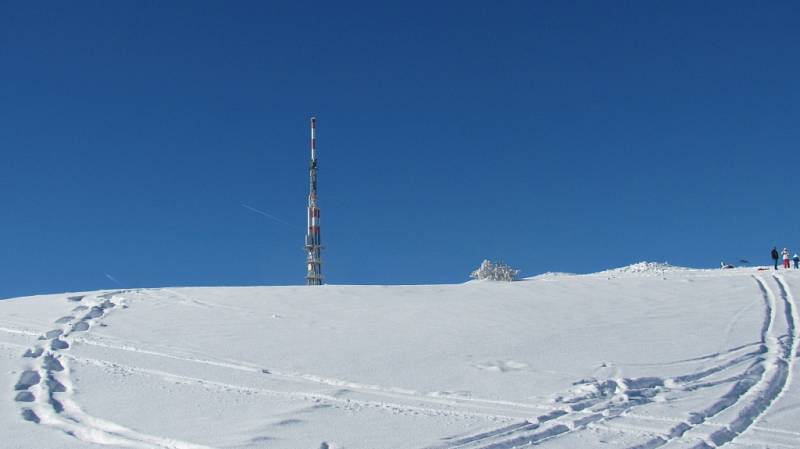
[1,1,799,298]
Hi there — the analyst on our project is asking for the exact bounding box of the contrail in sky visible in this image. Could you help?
[241,203,293,227]
[105,274,122,286]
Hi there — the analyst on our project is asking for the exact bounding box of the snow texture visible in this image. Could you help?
[600,261,687,275]
[0,264,799,448]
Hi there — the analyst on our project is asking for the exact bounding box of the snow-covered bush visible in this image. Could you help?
[470,259,520,281]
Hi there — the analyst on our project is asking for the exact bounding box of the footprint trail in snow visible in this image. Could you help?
[12,291,211,449]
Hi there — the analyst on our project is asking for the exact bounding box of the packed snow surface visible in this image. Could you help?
[2,266,799,448]
[599,261,688,276]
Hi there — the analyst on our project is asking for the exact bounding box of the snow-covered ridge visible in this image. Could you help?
[1,270,799,448]
[525,272,577,280]
[525,262,691,281]
[596,261,690,276]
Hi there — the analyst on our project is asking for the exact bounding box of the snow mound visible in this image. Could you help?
[525,272,577,280]
[598,261,689,276]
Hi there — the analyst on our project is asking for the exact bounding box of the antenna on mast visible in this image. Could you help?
[305,117,323,285]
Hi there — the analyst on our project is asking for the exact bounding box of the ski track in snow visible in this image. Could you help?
[11,291,212,449]
[425,275,799,449]
[6,277,799,449]
[5,289,540,449]
[70,290,565,419]
[63,353,518,422]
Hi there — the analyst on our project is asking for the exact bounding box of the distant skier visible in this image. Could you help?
[783,248,791,269]
[793,254,799,269]
[772,247,780,270]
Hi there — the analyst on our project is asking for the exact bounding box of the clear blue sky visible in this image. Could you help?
[2,1,799,298]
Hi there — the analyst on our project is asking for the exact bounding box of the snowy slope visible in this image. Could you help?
[1,266,799,448]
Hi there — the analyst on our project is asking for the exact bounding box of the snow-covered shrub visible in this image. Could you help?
[470,259,520,281]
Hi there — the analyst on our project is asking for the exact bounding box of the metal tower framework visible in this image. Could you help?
[305,117,323,285]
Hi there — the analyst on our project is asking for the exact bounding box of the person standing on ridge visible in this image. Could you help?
[783,248,791,269]
[793,253,799,269]
[772,247,780,270]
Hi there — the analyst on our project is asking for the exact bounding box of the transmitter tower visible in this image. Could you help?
[305,117,323,285]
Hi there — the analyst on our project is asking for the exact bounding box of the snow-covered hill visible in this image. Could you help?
[1,265,798,448]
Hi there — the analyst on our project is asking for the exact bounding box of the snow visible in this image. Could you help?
[599,261,688,276]
[1,265,799,448]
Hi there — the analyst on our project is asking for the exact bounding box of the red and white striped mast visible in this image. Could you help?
[305,117,323,285]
